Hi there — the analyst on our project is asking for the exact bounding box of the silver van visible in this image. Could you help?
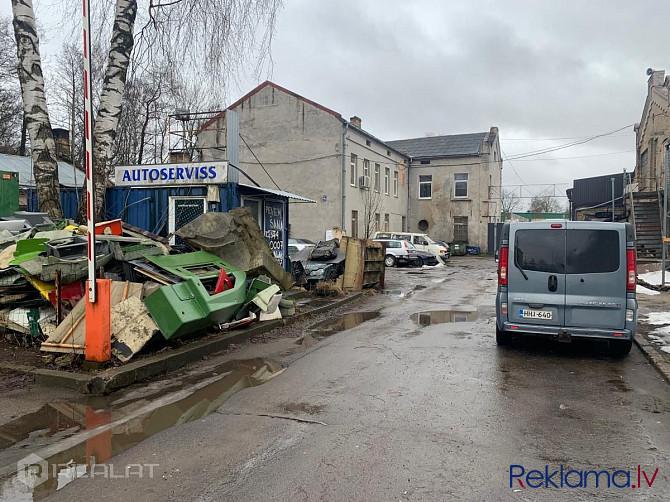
[495,220,637,356]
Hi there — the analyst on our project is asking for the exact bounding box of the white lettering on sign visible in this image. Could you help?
[263,201,285,267]
[114,162,227,186]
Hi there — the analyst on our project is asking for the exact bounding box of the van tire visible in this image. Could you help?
[609,339,632,358]
[496,326,512,346]
[384,255,396,267]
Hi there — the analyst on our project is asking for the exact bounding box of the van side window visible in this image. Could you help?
[515,230,565,274]
[566,230,619,274]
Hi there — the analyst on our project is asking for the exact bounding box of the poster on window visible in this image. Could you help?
[263,200,284,267]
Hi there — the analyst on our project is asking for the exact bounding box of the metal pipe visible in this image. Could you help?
[611,177,615,221]
[663,147,668,285]
[341,121,350,233]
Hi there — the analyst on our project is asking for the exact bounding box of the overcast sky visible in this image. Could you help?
[4,0,665,202]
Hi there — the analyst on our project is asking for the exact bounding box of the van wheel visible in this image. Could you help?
[496,326,512,346]
[384,255,396,267]
[412,256,424,267]
[609,339,632,358]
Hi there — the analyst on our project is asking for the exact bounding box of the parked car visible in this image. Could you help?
[288,238,316,252]
[373,239,416,267]
[373,231,449,263]
[495,220,637,356]
[405,242,439,267]
[436,241,451,260]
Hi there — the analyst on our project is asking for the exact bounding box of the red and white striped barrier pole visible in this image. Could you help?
[83,0,96,302]
[83,0,110,363]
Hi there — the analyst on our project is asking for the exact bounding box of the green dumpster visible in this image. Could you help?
[449,242,467,256]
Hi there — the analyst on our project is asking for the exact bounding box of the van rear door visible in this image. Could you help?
[508,223,566,327]
[564,222,626,330]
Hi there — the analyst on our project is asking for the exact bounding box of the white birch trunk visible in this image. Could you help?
[11,0,62,218]
[79,0,137,220]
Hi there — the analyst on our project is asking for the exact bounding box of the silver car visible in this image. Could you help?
[495,221,637,356]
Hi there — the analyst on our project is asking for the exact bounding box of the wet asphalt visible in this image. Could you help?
[7,257,670,501]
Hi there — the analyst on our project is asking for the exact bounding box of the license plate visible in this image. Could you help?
[520,309,553,320]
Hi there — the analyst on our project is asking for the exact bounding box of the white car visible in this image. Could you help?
[288,238,316,252]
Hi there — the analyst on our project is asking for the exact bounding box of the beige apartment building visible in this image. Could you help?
[198,81,501,251]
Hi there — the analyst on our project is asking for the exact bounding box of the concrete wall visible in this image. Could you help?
[407,131,502,252]
[199,85,344,242]
[344,127,409,238]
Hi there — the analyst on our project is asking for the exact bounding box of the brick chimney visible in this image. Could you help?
[349,116,362,128]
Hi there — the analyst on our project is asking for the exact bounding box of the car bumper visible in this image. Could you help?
[501,321,634,341]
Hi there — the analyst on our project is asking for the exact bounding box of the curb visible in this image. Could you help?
[2,291,364,395]
[634,333,670,383]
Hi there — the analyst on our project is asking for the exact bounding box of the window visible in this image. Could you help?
[454,173,468,198]
[366,139,371,146]
[384,213,389,231]
[401,216,406,232]
[393,171,398,197]
[375,213,380,231]
[351,210,358,238]
[413,235,428,246]
[350,154,358,186]
[387,241,400,248]
[419,175,432,199]
[384,167,390,195]
[363,159,370,178]
[514,229,565,273]
[566,230,619,274]
[420,160,431,165]
[374,163,381,191]
[453,216,468,242]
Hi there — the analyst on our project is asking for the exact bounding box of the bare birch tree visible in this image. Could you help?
[11,1,62,217]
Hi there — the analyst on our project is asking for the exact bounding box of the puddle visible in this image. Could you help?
[410,309,478,325]
[308,311,380,337]
[0,358,283,500]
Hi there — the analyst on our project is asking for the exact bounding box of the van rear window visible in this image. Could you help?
[515,230,565,274]
[566,230,619,274]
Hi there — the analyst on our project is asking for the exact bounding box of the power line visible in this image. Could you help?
[505,124,635,161]
[238,134,281,190]
[502,133,633,141]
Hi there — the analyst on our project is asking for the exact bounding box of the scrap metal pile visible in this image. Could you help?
[0,207,296,365]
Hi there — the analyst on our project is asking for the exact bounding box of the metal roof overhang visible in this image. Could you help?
[238,183,316,203]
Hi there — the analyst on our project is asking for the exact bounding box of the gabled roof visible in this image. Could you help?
[386,132,488,159]
[200,81,344,131]
[0,153,85,188]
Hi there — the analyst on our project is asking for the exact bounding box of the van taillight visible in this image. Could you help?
[498,246,509,285]
[627,249,636,291]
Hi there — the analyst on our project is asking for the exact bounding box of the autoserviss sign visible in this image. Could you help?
[115,162,228,186]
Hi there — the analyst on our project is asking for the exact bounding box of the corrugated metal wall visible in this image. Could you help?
[105,184,241,235]
[26,188,80,219]
[571,173,625,208]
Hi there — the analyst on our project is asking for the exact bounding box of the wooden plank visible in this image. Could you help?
[41,281,143,354]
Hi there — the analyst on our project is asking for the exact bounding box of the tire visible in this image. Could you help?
[384,255,396,267]
[609,339,632,358]
[496,325,512,346]
[412,256,424,268]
